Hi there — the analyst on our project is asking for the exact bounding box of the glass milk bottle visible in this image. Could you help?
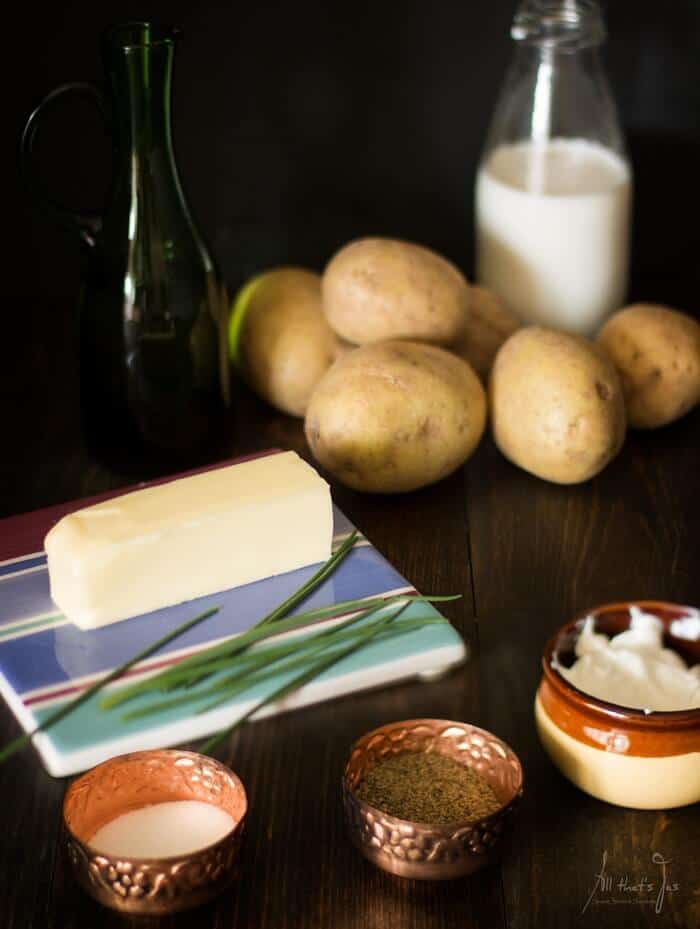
[475,0,631,335]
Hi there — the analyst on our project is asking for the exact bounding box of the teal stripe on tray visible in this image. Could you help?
[0,614,64,642]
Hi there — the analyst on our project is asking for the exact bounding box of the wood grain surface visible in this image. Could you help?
[1,305,698,929]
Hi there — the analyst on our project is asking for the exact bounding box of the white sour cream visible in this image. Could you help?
[557,607,700,713]
[670,613,700,641]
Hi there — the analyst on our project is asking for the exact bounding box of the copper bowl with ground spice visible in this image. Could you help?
[342,718,523,880]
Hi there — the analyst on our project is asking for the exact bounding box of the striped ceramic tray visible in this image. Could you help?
[0,452,467,777]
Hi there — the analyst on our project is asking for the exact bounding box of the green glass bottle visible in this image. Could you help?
[21,23,229,472]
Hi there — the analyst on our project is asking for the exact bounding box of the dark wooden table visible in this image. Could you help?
[1,306,699,929]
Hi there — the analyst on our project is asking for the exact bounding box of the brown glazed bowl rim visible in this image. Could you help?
[63,749,248,861]
[343,717,524,830]
[542,600,700,730]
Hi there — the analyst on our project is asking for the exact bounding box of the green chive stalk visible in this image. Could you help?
[198,600,414,755]
[121,611,443,721]
[0,607,219,765]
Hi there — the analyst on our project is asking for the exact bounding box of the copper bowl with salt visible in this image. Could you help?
[62,749,247,914]
[342,718,523,880]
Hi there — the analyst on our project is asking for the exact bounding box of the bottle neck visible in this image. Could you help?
[482,23,625,159]
[102,26,179,168]
[111,51,174,164]
[512,0,605,52]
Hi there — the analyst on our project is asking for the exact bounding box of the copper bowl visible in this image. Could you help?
[536,601,700,809]
[63,749,247,914]
[342,718,523,880]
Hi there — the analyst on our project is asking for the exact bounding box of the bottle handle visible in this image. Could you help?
[20,82,109,247]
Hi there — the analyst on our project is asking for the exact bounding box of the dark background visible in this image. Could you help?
[7,0,700,305]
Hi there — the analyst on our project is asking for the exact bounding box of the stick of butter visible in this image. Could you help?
[44,451,333,629]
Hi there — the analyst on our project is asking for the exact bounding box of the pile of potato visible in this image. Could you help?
[229,238,700,493]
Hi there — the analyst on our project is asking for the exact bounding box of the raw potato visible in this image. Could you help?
[230,268,335,417]
[452,285,521,380]
[305,341,486,493]
[597,303,700,429]
[490,327,626,484]
[331,333,357,361]
[322,237,469,346]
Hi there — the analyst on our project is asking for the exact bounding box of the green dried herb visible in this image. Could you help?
[355,751,502,824]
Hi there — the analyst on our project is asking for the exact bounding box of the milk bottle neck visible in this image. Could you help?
[483,1,626,159]
[512,0,605,51]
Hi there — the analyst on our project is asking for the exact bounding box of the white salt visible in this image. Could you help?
[88,800,235,858]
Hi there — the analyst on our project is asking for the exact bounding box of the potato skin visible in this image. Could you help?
[597,303,700,429]
[231,268,335,417]
[331,333,357,361]
[452,285,521,380]
[304,341,486,493]
[322,238,469,346]
[490,327,626,484]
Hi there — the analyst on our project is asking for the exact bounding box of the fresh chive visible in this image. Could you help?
[0,607,219,765]
[258,530,361,626]
[158,593,456,687]
[196,616,438,715]
[198,600,413,755]
[99,532,365,711]
[156,597,396,692]
[121,613,443,721]
[138,595,398,695]
[119,603,396,720]
[174,612,445,690]
[101,590,459,710]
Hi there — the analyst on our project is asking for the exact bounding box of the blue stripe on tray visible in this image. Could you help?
[0,565,56,626]
[0,554,46,578]
[0,544,407,696]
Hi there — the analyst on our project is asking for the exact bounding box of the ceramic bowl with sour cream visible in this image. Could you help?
[535,601,700,810]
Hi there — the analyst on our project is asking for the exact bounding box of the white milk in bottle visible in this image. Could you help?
[475,138,631,336]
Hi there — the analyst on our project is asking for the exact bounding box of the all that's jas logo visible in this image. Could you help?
[583,850,681,914]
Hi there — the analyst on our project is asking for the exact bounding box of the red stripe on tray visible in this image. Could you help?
[23,588,418,709]
[23,652,189,707]
[0,449,280,562]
